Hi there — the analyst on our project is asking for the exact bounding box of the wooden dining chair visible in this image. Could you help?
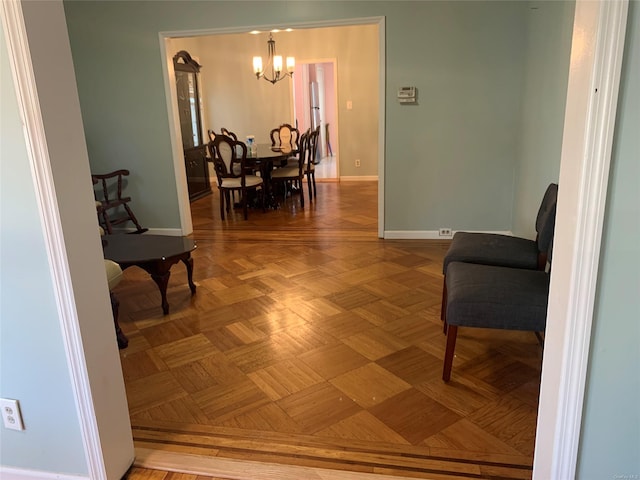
[270,124,300,173]
[271,129,309,208]
[304,126,320,200]
[210,135,264,220]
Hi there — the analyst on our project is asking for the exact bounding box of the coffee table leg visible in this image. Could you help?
[182,256,196,294]
[151,271,171,315]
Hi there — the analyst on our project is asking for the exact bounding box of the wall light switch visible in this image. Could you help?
[346,100,353,110]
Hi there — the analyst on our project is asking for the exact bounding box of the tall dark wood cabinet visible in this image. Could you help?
[174,50,211,202]
[184,145,210,201]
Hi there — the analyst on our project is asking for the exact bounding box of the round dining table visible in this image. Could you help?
[246,143,298,208]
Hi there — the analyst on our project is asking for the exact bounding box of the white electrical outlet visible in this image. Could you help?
[1,398,25,431]
[439,228,453,237]
[355,159,361,167]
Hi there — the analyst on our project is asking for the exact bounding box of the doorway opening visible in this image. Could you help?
[161,18,386,237]
[292,60,339,181]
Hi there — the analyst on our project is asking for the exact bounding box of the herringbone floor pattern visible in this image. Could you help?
[116,181,542,479]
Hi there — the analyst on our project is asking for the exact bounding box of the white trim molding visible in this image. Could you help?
[0,466,89,480]
[0,1,105,479]
[340,175,379,182]
[383,230,512,240]
[377,17,386,240]
[159,34,193,236]
[533,1,629,478]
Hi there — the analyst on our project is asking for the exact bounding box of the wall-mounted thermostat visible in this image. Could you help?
[397,86,417,104]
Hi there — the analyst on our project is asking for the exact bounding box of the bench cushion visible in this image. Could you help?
[443,232,539,274]
[445,262,549,331]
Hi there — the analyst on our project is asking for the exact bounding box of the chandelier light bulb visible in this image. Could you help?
[286,56,295,73]
[273,55,283,73]
[253,56,263,76]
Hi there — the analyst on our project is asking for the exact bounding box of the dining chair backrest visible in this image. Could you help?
[308,126,320,166]
[280,124,296,148]
[211,135,245,180]
[269,127,280,146]
[220,127,238,141]
[297,129,310,174]
[271,123,299,151]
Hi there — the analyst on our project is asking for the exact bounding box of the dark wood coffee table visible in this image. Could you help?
[102,234,197,315]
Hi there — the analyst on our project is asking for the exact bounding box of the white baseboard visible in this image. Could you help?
[0,466,88,480]
[383,230,513,240]
[115,227,514,240]
[339,175,378,182]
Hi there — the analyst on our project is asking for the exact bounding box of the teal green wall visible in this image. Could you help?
[577,2,640,477]
[382,1,526,231]
[512,1,574,239]
[0,21,88,475]
[63,0,571,234]
[3,0,637,476]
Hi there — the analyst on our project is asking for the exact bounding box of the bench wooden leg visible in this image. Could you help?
[442,325,458,382]
[440,277,447,322]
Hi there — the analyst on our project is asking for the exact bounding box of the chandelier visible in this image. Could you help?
[252,33,295,84]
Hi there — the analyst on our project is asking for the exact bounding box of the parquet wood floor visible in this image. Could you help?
[116,181,542,479]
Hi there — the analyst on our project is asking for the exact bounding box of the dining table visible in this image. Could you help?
[246,143,297,209]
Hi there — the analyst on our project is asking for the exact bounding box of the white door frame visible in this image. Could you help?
[533,1,628,477]
[159,17,386,238]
